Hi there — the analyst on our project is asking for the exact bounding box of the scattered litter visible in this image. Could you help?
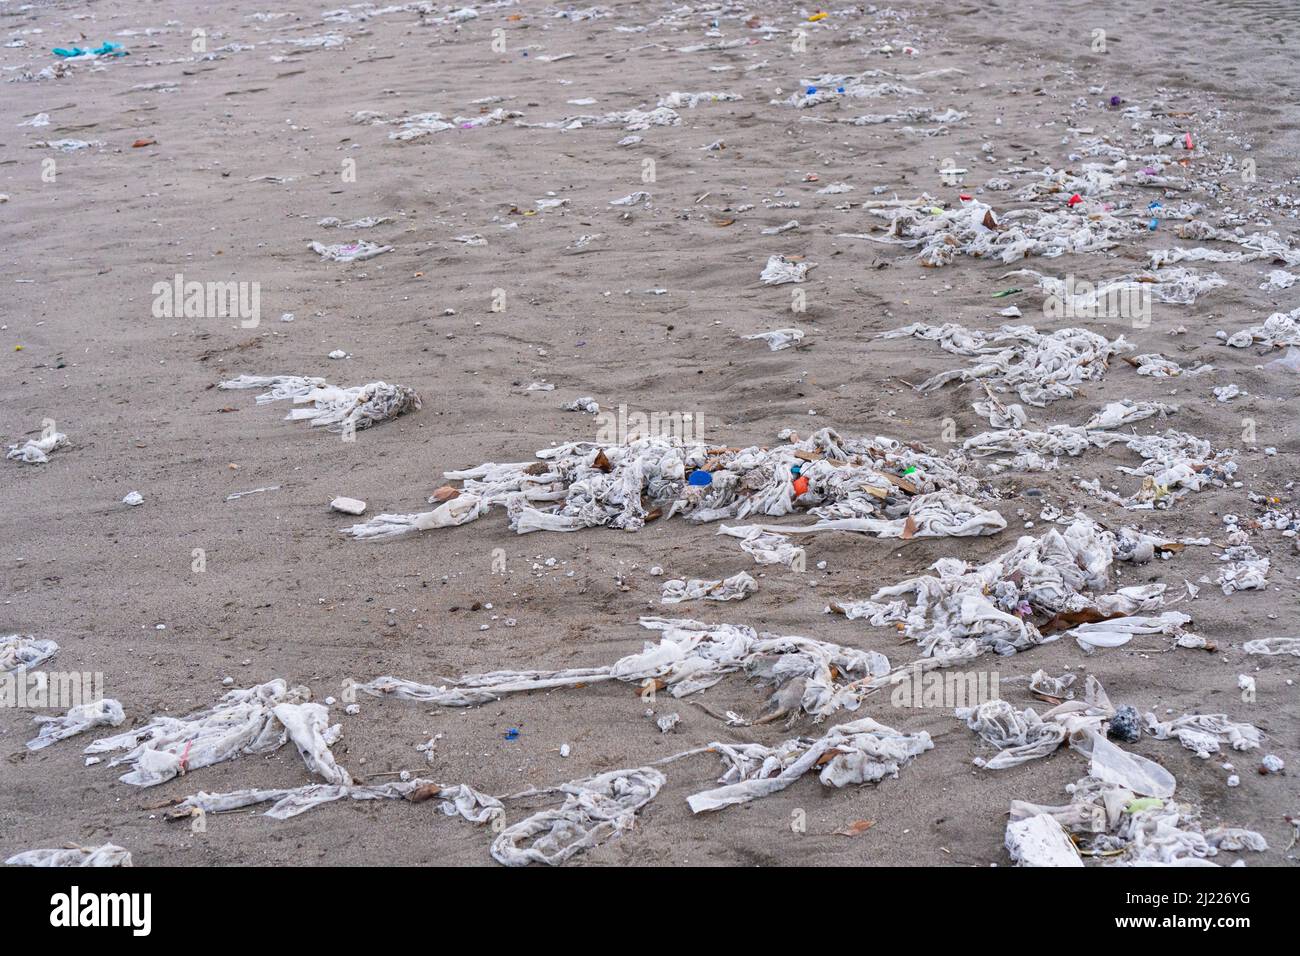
[5,844,132,867]
[743,328,805,351]
[27,699,125,752]
[219,375,420,433]
[1,634,58,673]
[7,428,69,464]
[308,240,392,262]
[661,571,757,603]
[760,255,815,284]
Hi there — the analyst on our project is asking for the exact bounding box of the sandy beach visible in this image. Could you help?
[2,0,1299,867]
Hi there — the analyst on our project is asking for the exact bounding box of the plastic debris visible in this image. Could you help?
[1,634,58,673]
[84,680,345,788]
[356,616,890,720]
[5,844,132,867]
[760,255,815,284]
[308,240,392,262]
[660,571,757,603]
[27,699,125,751]
[687,716,933,813]
[1005,814,1083,867]
[492,767,664,866]
[743,328,805,350]
[218,375,420,433]
[6,428,69,464]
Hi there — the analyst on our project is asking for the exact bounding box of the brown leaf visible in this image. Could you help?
[713,217,736,227]
[1041,607,1127,634]
[901,515,918,540]
[592,449,611,472]
[834,819,876,837]
[132,138,156,148]
[814,747,849,767]
[406,784,443,803]
[882,473,918,495]
[431,485,460,502]
[982,210,999,230]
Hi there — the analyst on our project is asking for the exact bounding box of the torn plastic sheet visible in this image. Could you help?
[4,844,132,867]
[561,396,600,414]
[743,328,805,350]
[355,107,521,140]
[760,255,815,284]
[716,524,805,569]
[273,702,352,786]
[1005,814,1083,867]
[879,323,1128,406]
[829,518,1166,658]
[686,716,933,813]
[1076,430,1236,511]
[958,700,1068,770]
[166,778,502,823]
[871,196,1139,266]
[658,91,741,109]
[786,73,921,108]
[1008,776,1267,866]
[356,617,891,721]
[218,374,420,433]
[1072,728,1175,798]
[519,106,679,132]
[809,105,966,128]
[340,427,986,542]
[1143,712,1263,757]
[1243,637,1300,657]
[1084,400,1177,430]
[492,767,664,866]
[1030,669,1077,699]
[6,429,69,464]
[317,215,390,229]
[84,680,345,788]
[1171,219,1300,267]
[1071,611,1197,653]
[1013,266,1226,306]
[661,571,756,604]
[168,765,658,868]
[742,490,1006,540]
[308,239,392,262]
[1223,305,1300,349]
[1,634,58,673]
[957,675,1114,769]
[27,699,125,751]
[1217,548,1269,594]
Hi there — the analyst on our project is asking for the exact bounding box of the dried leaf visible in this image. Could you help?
[1041,607,1127,634]
[431,485,460,502]
[406,784,443,804]
[834,819,876,837]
